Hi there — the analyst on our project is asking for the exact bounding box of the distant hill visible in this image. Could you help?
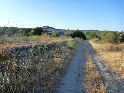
[0,26,121,36]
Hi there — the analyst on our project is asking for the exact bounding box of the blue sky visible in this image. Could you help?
[0,0,124,31]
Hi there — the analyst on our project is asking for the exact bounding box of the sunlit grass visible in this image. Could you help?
[84,43,106,93]
[0,34,73,48]
[90,41,124,79]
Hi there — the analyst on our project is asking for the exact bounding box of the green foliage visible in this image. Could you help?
[87,31,124,43]
[101,32,118,43]
[92,38,100,43]
[23,28,32,36]
[30,27,43,35]
[88,33,98,40]
[0,27,20,36]
[51,32,57,37]
[69,30,86,39]
[23,27,43,36]
[119,33,124,42]
[67,40,76,49]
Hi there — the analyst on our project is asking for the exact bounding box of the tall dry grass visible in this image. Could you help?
[90,41,124,79]
[0,34,74,57]
[84,44,106,93]
[0,34,73,48]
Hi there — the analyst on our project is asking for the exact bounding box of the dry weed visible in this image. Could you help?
[90,41,124,79]
[0,34,73,49]
[84,45,106,93]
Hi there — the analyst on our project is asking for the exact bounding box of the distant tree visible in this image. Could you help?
[69,30,86,39]
[23,28,32,36]
[88,33,98,40]
[30,27,43,35]
[101,32,118,43]
[100,32,108,41]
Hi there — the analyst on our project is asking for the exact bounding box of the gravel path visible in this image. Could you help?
[58,41,86,93]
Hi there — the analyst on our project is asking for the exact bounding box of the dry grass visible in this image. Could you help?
[0,34,73,49]
[90,41,124,52]
[84,45,106,93]
[0,40,79,92]
[90,41,124,79]
[0,34,74,57]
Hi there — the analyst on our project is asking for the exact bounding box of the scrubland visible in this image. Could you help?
[90,41,124,79]
[0,34,73,48]
[0,33,81,92]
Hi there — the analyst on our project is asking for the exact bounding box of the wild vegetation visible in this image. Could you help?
[0,33,73,49]
[83,31,124,92]
[90,41,124,79]
[0,26,84,92]
[69,30,86,39]
[0,37,80,93]
[89,30,124,80]
[87,31,124,43]
[1,26,124,92]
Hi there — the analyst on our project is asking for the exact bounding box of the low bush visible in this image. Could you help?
[101,32,118,43]
[23,27,43,36]
[119,33,124,42]
[69,30,86,40]
[67,40,77,49]
[88,33,98,40]
[30,27,43,35]
[23,28,32,36]
[88,31,124,43]
[91,38,100,43]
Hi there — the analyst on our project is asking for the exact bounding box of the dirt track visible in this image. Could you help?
[58,41,86,93]
[58,40,124,93]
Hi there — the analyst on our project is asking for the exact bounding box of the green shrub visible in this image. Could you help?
[23,28,32,36]
[92,38,100,43]
[67,40,75,49]
[30,27,43,35]
[101,32,118,43]
[119,33,124,42]
[88,33,98,40]
[69,30,86,39]
[23,27,43,36]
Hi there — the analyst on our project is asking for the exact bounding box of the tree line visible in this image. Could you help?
[0,27,124,43]
[87,31,124,43]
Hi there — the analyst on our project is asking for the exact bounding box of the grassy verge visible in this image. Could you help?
[90,41,124,79]
[83,43,106,93]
